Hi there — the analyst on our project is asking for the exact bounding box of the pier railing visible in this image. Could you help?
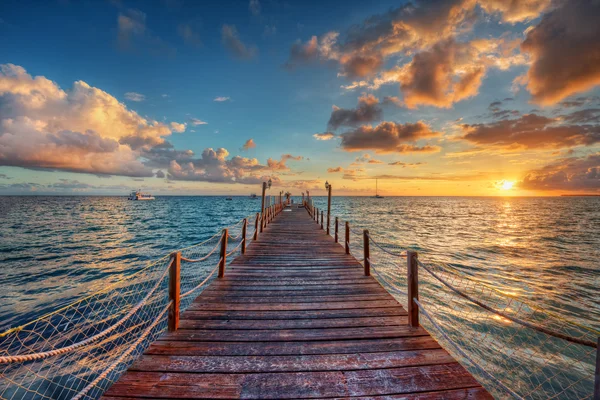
[0,203,284,400]
[308,203,599,400]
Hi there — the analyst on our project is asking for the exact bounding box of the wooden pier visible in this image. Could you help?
[103,207,491,399]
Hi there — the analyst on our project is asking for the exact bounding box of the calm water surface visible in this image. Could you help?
[1,195,598,332]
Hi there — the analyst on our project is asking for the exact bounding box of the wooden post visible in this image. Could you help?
[241,218,247,254]
[253,212,259,240]
[334,217,339,243]
[218,229,228,278]
[363,230,370,276]
[260,182,266,233]
[326,184,332,235]
[320,210,324,230]
[407,251,419,328]
[594,337,599,400]
[345,221,350,254]
[168,251,181,332]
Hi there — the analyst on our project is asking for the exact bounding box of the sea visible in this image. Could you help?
[0,195,598,397]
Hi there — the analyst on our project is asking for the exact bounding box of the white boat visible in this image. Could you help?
[372,179,384,199]
[128,190,155,200]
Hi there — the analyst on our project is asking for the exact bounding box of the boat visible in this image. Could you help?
[249,193,258,199]
[128,190,155,200]
[225,196,233,201]
[372,179,384,199]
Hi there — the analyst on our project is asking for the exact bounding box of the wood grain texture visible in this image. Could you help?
[103,208,491,399]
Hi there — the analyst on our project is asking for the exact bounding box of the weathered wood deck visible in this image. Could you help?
[104,207,491,399]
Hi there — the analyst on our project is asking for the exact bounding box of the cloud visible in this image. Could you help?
[117,8,174,56]
[266,154,303,171]
[167,147,282,184]
[169,122,186,133]
[327,166,344,173]
[478,0,552,23]
[383,96,403,107]
[328,93,382,130]
[398,39,486,109]
[460,113,600,150]
[521,0,600,105]
[249,0,261,16]
[241,138,256,151]
[339,54,383,79]
[124,92,145,102]
[221,24,257,60]
[313,132,336,140]
[353,153,384,164]
[189,118,208,126]
[214,96,230,102]
[339,121,441,154]
[0,64,180,177]
[284,33,339,69]
[519,153,600,192]
[178,23,202,47]
[388,161,425,167]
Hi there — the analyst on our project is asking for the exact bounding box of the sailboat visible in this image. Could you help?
[372,179,384,199]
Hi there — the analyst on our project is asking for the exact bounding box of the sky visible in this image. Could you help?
[0,0,599,196]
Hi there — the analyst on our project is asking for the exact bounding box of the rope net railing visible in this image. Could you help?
[320,209,598,399]
[0,213,259,400]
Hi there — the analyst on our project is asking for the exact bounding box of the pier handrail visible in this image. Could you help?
[307,204,599,399]
[0,206,284,400]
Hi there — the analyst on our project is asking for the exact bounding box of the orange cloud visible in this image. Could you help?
[521,0,600,105]
[519,153,600,192]
[339,121,441,154]
[241,138,256,151]
[328,94,382,130]
[461,113,600,149]
[327,166,344,173]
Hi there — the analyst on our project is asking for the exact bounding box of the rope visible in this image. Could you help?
[417,259,598,348]
[0,261,171,364]
[226,239,243,257]
[71,301,172,400]
[180,264,219,298]
[414,298,524,400]
[366,232,406,257]
[180,237,222,263]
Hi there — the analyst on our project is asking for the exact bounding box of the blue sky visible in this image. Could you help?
[1,0,599,195]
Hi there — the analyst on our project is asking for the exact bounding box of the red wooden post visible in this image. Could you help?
[241,218,247,254]
[253,212,259,240]
[363,230,370,276]
[594,337,599,400]
[334,217,339,243]
[326,184,332,235]
[168,251,181,332]
[345,221,350,254]
[218,228,228,278]
[407,251,419,328]
[260,182,266,233]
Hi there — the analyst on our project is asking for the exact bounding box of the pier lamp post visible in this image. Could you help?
[260,179,272,232]
[280,190,283,206]
[325,181,332,235]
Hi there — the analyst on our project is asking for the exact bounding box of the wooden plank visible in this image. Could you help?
[104,364,482,398]
[129,349,455,373]
[161,325,430,342]
[146,336,442,356]
[181,307,407,320]
[179,315,408,330]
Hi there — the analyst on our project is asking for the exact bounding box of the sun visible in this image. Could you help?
[501,180,515,190]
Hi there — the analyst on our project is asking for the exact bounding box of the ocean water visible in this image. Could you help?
[1,195,598,331]
[0,195,598,397]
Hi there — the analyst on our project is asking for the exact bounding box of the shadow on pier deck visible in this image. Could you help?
[103,208,491,399]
